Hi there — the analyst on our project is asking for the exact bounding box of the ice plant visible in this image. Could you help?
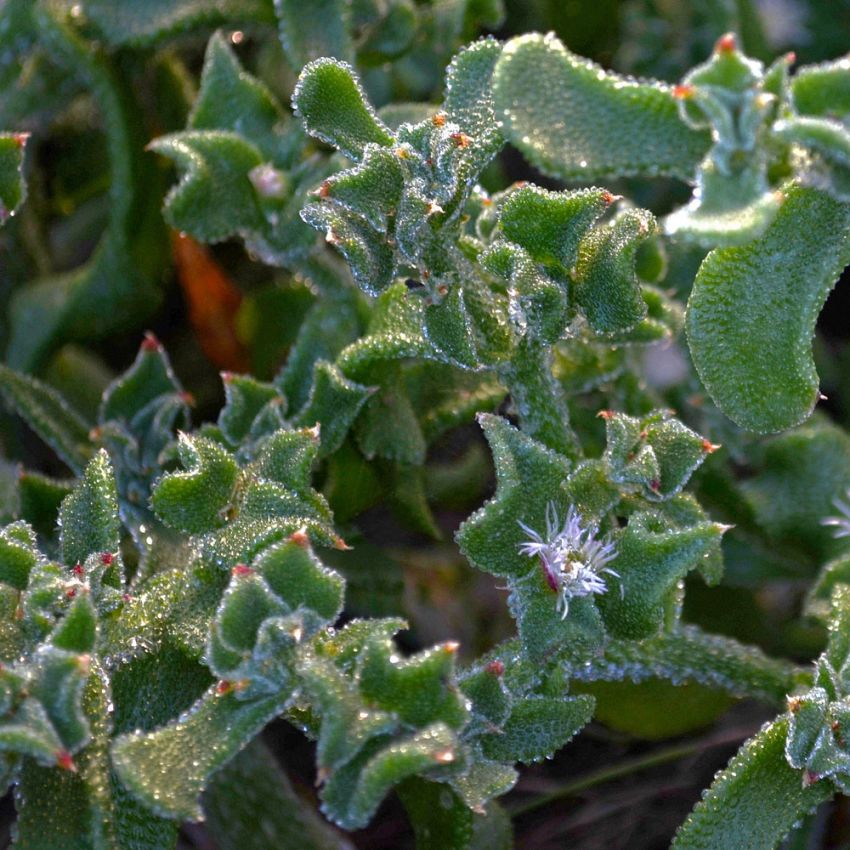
[0,2,849,848]
[518,503,618,618]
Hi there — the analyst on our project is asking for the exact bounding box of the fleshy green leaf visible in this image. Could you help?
[602,409,715,501]
[256,540,344,623]
[296,652,397,774]
[292,59,394,162]
[290,361,371,458]
[50,595,97,655]
[301,203,395,294]
[151,130,265,242]
[152,435,238,534]
[320,723,460,830]
[574,208,653,333]
[0,522,39,591]
[457,414,571,580]
[597,514,727,639]
[358,639,468,730]
[664,160,783,246]
[792,58,850,119]
[275,0,354,69]
[499,185,612,272]
[0,699,64,766]
[0,365,93,474]
[442,37,503,170]
[479,695,594,763]
[686,185,850,432]
[190,32,289,163]
[111,688,288,820]
[493,33,709,181]
[82,0,274,47]
[218,373,284,447]
[59,451,120,569]
[99,334,183,425]
[317,145,404,232]
[672,718,831,850]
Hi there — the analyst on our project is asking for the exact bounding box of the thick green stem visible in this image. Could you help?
[567,624,808,706]
[498,338,578,460]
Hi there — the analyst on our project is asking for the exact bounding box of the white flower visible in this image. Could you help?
[517,502,619,619]
[823,489,850,539]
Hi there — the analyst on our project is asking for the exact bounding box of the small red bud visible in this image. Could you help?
[715,33,737,53]
[486,660,505,676]
[232,564,253,577]
[101,552,114,566]
[65,587,77,599]
[784,51,796,65]
[11,132,29,147]
[216,680,233,695]
[432,112,447,127]
[141,332,162,352]
[673,84,695,99]
[72,563,84,577]
[56,751,77,772]
[449,132,471,148]
[288,529,310,548]
[649,479,661,492]
[702,439,721,454]
[596,409,615,420]
[122,593,132,602]
[334,536,352,551]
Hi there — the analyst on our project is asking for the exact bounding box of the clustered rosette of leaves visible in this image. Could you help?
[0,1,849,848]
